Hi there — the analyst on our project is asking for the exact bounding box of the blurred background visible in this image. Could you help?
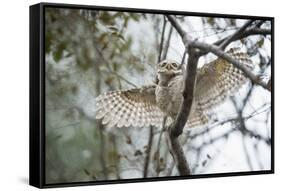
[45,7,271,184]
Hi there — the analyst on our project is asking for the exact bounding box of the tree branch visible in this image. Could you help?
[155,116,167,176]
[158,16,167,62]
[166,130,191,175]
[214,28,271,48]
[162,25,173,60]
[163,15,202,175]
[143,125,153,178]
[94,44,138,88]
[166,15,192,49]
[267,78,272,91]
[165,49,199,175]
[219,20,255,50]
[172,50,200,137]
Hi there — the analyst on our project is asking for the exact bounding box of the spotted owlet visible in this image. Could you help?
[95,47,253,129]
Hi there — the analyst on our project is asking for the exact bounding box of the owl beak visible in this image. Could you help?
[166,64,172,70]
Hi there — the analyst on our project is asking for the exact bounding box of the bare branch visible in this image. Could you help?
[256,20,266,27]
[219,20,255,50]
[94,45,138,88]
[242,27,271,36]
[172,50,200,137]
[214,28,271,48]
[169,55,197,174]
[181,50,187,65]
[163,15,202,175]
[166,130,191,175]
[166,15,200,137]
[162,25,174,60]
[155,117,167,176]
[158,16,167,62]
[143,126,153,178]
[166,15,192,49]
[267,78,272,91]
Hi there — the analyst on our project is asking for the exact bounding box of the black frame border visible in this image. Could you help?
[29,2,274,188]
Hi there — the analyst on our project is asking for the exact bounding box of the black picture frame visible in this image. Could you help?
[30,2,274,188]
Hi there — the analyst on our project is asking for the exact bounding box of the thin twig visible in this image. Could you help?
[94,45,138,88]
[158,16,167,62]
[181,50,187,65]
[155,117,167,176]
[214,28,271,47]
[143,126,154,178]
[219,20,255,50]
[162,25,173,60]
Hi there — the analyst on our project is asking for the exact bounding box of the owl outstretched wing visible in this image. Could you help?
[195,47,254,111]
[185,47,254,129]
[95,85,164,128]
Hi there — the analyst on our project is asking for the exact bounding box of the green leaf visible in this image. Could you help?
[257,38,265,48]
[111,31,125,41]
[53,42,66,62]
[134,150,143,156]
[108,26,119,32]
[53,48,63,62]
[207,17,215,25]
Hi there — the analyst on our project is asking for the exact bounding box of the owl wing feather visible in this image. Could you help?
[186,48,253,128]
[185,48,254,129]
[195,47,254,112]
[96,47,254,129]
[186,104,209,128]
[96,85,164,128]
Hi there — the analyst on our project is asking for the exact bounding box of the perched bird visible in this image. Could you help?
[95,47,253,129]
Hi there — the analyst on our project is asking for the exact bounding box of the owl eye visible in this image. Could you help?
[171,62,178,68]
[160,62,167,67]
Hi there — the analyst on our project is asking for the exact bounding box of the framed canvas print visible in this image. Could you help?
[29,2,274,188]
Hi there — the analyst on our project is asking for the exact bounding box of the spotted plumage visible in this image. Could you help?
[95,47,254,129]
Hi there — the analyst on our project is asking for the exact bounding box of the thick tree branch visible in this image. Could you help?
[172,50,200,137]
[166,130,191,175]
[166,15,192,49]
[161,15,202,176]
[235,27,271,38]
[165,49,199,175]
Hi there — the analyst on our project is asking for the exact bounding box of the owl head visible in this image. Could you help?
[157,59,182,76]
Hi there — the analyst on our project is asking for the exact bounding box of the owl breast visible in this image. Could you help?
[155,75,184,119]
